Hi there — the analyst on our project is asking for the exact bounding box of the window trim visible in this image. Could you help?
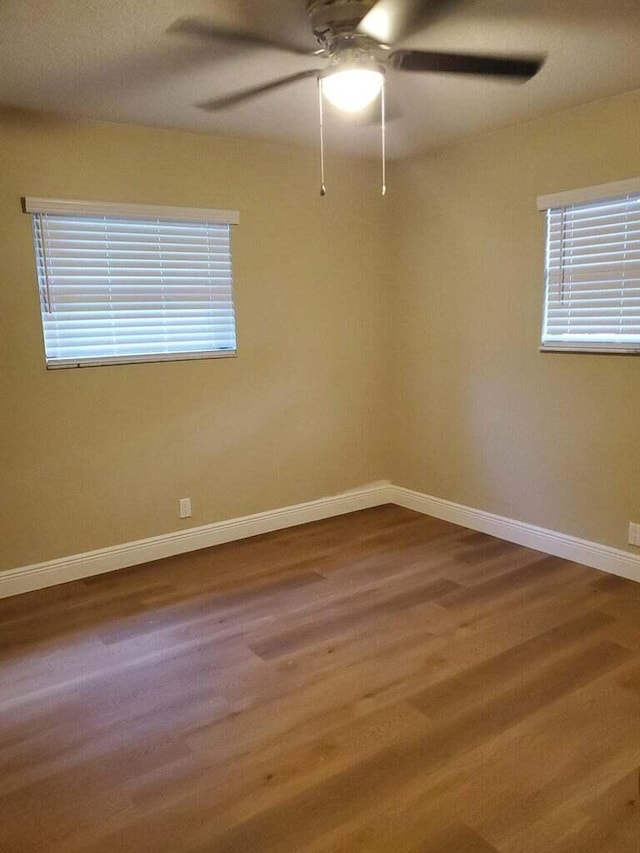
[537,178,640,356]
[24,197,239,369]
[23,197,240,225]
[537,177,640,212]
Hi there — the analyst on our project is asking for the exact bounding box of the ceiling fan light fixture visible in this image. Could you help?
[320,45,384,114]
[322,67,384,112]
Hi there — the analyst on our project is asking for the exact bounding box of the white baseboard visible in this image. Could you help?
[0,481,393,599]
[389,485,640,585]
[3,481,639,599]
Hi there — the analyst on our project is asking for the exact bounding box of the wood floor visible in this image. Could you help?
[1,506,639,852]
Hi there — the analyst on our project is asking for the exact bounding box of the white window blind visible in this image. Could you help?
[25,198,239,368]
[538,180,640,354]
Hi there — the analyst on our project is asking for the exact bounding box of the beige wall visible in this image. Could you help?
[390,90,640,552]
[2,90,640,573]
[0,110,390,570]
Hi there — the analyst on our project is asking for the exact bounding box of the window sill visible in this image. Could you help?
[539,345,640,356]
[45,350,238,369]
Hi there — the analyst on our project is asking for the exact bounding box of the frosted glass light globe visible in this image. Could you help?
[321,68,384,113]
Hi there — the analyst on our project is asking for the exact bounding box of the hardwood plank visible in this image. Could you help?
[250,576,459,660]
[0,506,639,852]
[452,679,640,850]
[410,609,614,719]
[176,643,633,852]
[436,555,584,609]
[97,570,327,646]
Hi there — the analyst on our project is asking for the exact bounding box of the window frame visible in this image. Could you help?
[537,177,640,355]
[24,197,239,369]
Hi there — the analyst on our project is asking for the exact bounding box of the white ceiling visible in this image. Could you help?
[2,0,640,159]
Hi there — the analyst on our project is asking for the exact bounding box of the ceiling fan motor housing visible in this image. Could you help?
[306,0,378,47]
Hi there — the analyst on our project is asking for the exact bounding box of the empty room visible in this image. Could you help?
[1,1,640,850]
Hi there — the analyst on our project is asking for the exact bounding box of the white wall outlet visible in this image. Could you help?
[179,497,192,519]
[628,522,640,547]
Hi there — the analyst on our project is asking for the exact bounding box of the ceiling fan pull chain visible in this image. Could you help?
[381,77,386,196]
[317,77,327,197]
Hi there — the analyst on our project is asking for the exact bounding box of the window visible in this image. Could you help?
[537,178,640,354]
[25,197,239,368]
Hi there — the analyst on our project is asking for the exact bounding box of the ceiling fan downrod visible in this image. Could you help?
[306,0,379,49]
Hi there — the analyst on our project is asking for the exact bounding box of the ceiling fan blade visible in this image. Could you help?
[358,0,458,45]
[197,70,321,111]
[169,17,317,57]
[389,49,543,80]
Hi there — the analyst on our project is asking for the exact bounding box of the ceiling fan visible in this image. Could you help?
[171,0,544,192]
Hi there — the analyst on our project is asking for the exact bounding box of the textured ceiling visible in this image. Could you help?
[2,0,640,159]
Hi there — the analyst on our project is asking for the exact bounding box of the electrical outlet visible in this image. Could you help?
[628,522,640,547]
[179,497,192,519]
